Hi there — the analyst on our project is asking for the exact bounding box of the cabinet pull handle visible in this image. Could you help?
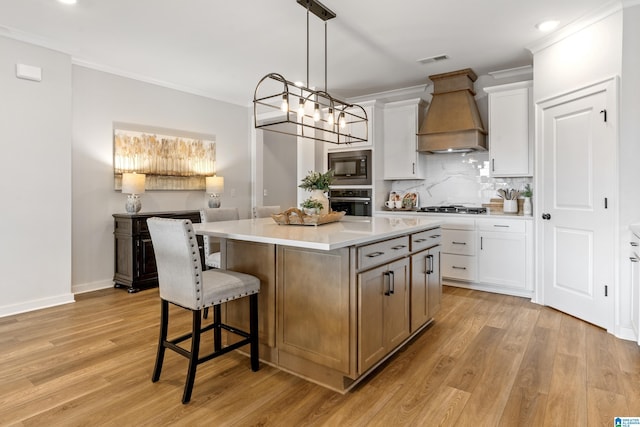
[631,257,639,263]
[412,162,415,174]
[431,234,441,238]
[493,225,509,228]
[631,242,639,247]
[492,158,495,172]
[366,251,385,258]
[452,266,467,270]
[391,245,407,250]
[452,241,467,245]
[414,238,427,243]
[425,254,434,274]
[384,271,391,296]
[389,271,395,295]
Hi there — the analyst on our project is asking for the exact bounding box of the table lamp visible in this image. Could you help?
[122,172,146,214]
[206,176,224,208]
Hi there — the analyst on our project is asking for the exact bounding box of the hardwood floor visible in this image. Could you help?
[1,286,639,426]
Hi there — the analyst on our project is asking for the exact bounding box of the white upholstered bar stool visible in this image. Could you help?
[253,205,281,218]
[147,217,260,404]
[199,207,239,269]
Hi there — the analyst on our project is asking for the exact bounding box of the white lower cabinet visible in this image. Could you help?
[630,229,640,343]
[440,220,477,282]
[436,216,532,297]
[478,231,526,289]
[442,253,477,281]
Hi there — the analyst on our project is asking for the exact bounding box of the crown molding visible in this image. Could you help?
[347,84,431,104]
[527,0,623,54]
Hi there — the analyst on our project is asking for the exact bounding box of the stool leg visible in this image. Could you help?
[152,299,169,382]
[213,304,222,352]
[182,309,202,404]
[249,293,259,372]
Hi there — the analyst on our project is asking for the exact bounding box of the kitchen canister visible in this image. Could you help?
[503,199,518,213]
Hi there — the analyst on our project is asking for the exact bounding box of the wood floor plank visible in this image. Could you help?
[0,286,637,426]
[498,325,558,425]
[587,387,629,424]
[543,353,588,426]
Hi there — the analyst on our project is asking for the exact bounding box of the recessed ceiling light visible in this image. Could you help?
[58,0,77,4]
[536,20,559,32]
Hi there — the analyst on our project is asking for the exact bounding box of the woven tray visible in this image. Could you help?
[271,208,346,226]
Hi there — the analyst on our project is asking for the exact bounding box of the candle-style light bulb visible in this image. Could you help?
[313,103,320,122]
[339,112,346,129]
[297,98,305,117]
[280,93,289,112]
[327,108,334,126]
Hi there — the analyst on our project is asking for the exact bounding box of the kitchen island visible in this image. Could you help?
[194,215,442,393]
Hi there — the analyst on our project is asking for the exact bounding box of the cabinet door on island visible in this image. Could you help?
[358,257,410,373]
[410,246,441,332]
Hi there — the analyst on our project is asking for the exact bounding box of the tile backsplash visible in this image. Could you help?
[389,152,532,207]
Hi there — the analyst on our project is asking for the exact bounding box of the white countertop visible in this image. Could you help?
[194,216,442,251]
[374,210,534,221]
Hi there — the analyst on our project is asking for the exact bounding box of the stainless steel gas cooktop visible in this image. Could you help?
[418,205,487,214]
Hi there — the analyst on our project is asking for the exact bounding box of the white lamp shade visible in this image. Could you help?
[206,176,224,194]
[122,172,146,194]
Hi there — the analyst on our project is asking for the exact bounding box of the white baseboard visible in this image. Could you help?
[0,293,75,318]
[615,326,638,343]
[72,279,114,295]
[443,279,535,299]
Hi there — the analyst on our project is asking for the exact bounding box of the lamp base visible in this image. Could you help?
[208,194,221,208]
[126,194,142,214]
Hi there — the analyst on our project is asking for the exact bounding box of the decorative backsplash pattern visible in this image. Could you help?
[390,152,532,207]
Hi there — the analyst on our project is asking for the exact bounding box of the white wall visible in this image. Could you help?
[0,37,74,316]
[530,5,640,339]
[263,126,297,210]
[618,3,640,338]
[71,66,252,293]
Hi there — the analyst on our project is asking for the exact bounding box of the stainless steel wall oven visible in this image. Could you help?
[329,189,372,217]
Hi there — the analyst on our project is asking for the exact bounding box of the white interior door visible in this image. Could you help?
[539,79,616,330]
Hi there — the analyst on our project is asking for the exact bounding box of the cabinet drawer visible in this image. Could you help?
[411,228,441,252]
[441,254,477,281]
[478,219,525,233]
[358,236,410,271]
[442,229,475,255]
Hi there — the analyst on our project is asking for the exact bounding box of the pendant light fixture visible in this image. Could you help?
[253,0,368,145]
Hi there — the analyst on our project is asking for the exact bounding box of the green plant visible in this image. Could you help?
[300,198,324,211]
[298,170,334,192]
[523,184,533,198]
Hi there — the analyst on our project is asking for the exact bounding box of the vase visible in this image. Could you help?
[310,189,329,214]
[523,197,532,216]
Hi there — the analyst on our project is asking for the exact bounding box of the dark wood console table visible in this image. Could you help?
[113,210,204,293]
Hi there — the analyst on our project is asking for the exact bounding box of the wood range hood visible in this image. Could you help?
[418,68,487,153]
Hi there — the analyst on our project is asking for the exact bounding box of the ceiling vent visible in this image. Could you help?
[417,54,449,65]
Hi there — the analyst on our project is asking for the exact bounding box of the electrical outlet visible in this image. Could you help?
[230,188,236,197]
[263,189,268,197]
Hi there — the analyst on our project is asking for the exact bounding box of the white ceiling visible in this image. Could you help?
[0,0,611,106]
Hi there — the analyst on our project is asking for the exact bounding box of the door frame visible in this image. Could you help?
[534,76,619,333]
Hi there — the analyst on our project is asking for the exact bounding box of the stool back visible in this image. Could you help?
[147,217,203,310]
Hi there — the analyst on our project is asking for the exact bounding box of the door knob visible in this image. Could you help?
[542,213,551,220]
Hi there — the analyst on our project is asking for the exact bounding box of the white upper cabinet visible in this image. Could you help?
[484,81,533,177]
[383,99,427,180]
[326,100,377,152]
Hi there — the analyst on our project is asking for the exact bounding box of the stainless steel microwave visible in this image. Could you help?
[327,149,372,186]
